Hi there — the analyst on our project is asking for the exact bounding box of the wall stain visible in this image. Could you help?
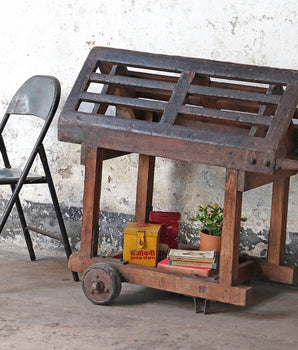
[1,200,296,265]
[229,16,239,35]
[58,166,73,179]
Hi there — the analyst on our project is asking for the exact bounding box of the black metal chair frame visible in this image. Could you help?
[0,75,78,281]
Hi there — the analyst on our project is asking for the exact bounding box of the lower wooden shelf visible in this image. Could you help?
[69,252,254,307]
[69,249,297,308]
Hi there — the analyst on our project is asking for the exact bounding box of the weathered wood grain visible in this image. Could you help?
[259,261,298,284]
[69,253,252,306]
[219,169,243,286]
[160,71,195,124]
[58,47,298,308]
[80,147,103,258]
[266,84,298,150]
[59,111,278,174]
[89,46,298,84]
[249,84,283,138]
[268,177,290,265]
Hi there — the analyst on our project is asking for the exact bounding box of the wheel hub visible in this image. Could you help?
[91,279,109,294]
[82,263,122,305]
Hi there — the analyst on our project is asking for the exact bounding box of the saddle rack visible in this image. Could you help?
[58,47,298,307]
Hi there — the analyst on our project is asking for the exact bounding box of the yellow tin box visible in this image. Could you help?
[123,222,162,266]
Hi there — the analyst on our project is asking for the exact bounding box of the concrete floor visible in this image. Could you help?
[0,247,297,350]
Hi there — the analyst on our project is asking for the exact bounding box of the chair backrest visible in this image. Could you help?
[6,75,61,120]
[0,75,61,169]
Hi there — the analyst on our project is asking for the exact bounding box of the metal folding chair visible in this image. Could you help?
[0,75,79,281]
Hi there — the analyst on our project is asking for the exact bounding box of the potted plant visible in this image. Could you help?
[192,203,246,253]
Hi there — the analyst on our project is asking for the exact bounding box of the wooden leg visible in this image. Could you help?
[258,177,297,284]
[135,154,155,223]
[268,177,290,265]
[219,169,243,286]
[80,147,104,258]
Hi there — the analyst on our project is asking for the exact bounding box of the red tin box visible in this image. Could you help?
[149,211,181,253]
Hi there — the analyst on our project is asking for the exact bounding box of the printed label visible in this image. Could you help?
[130,249,156,261]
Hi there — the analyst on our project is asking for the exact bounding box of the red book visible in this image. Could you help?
[157,258,216,277]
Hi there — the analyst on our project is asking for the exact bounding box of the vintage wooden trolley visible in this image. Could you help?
[58,47,298,308]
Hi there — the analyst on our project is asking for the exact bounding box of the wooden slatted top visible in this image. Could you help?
[58,47,298,174]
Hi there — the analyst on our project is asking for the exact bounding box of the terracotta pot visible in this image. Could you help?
[199,231,221,253]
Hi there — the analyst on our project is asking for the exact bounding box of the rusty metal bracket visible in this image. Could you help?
[193,297,216,314]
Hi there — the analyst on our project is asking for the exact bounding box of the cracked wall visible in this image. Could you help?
[0,0,297,264]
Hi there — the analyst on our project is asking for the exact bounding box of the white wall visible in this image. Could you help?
[0,0,297,236]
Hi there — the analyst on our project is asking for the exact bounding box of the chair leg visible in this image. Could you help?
[0,183,36,261]
[11,185,36,261]
[38,146,79,281]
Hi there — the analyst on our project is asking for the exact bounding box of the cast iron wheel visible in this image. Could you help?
[82,263,122,305]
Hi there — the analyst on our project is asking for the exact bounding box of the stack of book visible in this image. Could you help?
[157,249,217,277]
[168,249,217,268]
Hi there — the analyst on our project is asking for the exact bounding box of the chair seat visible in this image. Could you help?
[0,168,46,184]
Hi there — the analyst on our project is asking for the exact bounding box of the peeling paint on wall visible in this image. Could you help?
[0,200,297,265]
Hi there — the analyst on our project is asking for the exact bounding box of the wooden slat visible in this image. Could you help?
[90,46,298,84]
[161,71,195,124]
[129,70,266,94]
[185,94,261,113]
[130,69,270,96]
[67,111,266,151]
[91,64,138,119]
[266,84,298,150]
[59,111,278,174]
[128,70,179,87]
[258,85,283,115]
[188,84,280,104]
[90,72,280,104]
[98,63,137,119]
[179,105,273,127]
[80,92,273,128]
[91,65,121,115]
[90,72,176,91]
[250,84,283,137]
[80,91,166,112]
[220,169,243,286]
[136,89,263,113]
